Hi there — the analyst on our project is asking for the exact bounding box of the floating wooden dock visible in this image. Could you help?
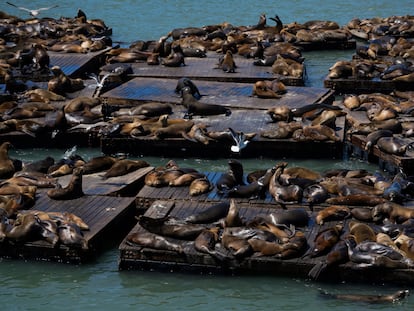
[119,199,414,285]
[0,166,152,264]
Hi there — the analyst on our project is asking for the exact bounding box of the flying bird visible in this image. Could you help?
[6,2,59,17]
[228,128,256,153]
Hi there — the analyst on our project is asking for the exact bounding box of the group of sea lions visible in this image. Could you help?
[0,142,153,248]
[344,91,414,157]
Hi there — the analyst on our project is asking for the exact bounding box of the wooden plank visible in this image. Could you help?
[125,54,304,85]
[55,166,153,196]
[103,78,331,110]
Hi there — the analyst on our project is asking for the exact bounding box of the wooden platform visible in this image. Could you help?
[324,76,414,94]
[55,166,154,197]
[127,54,304,85]
[119,200,414,285]
[0,194,137,264]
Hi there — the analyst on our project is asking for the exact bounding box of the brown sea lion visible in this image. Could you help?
[169,172,205,187]
[364,129,394,152]
[24,88,66,104]
[351,207,373,222]
[395,234,414,260]
[348,221,377,243]
[309,224,343,257]
[48,66,84,95]
[189,177,213,196]
[325,194,387,206]
[0,142,15,179]
[315,205,351,225]
[223,199,243,228]
[252,80,287,99]
[161,44,185,67]
[58,221,88,249]
[81,156,119,174]
[102,159,150,179]
[266,105,293,122]
[46,167,84,200]
[194,227,228,260]
[372,202,414,224]
[217,50,236,73]
[269,162,303,205]
[126,230,183,253]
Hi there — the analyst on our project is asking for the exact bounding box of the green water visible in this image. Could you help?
[2,0,414,309]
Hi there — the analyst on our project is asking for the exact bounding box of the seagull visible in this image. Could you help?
[88,72,113,97]
[6,2,59,17]
[228,128,256,153]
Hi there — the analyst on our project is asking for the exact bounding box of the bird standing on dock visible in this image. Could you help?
[6,2,59,17]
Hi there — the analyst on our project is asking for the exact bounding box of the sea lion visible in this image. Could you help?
[252,80,287,99]
[175,77,202,99]
[372,202,414,224]
[320,289,409,303]
[266,105,293,122]
[168,172,205,187]
[217,50,236,73]
[263,208,310,227]
[223,199,243,227]
[138,215,206,240]
[376,136,413,156]
[162,44,185,67]
[48,66,84,95]
[228,166,275,199]
[325,194,387,206]
[351,207,373,222]
[24,88,66,104]
[185,201,230,224]
[309,224,343,257]
[395,234,414,260]
[81,156,119,174]
[189,177,213,196]
[0,142,15,179]
[364,129,394,152]
[126,229,183,253]
[194,227,229,261]
[315,205,351,225]
[58,222,88,249]
[303,184,329,205]
[348,221,377,243]
[269,162,303,205]
[216,159,244,192]
[181,87,231,118]
[22,156,55,173]
[102,159,150,179]
[46,167,84,200]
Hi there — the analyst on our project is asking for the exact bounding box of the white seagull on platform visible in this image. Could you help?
[6,2,59,17]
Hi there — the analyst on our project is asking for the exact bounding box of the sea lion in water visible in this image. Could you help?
[46,167,84,200]
[320,289,409,303]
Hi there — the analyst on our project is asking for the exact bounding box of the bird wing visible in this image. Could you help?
[6,2,31,12]
[38,5,59,11]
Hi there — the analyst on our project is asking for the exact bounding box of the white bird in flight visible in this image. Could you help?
[6,2,59,17]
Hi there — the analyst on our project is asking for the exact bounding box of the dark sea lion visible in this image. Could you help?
[58,222,88,249]
[351,207,373,222]
[138,215,207,240]
[22,156,55,173]
[46,167,84,200]
[315,205,351,225]
[320,289,409,304]
[266,208,310,227]
[216,159,245,192]
[181,87,231,118]
[228,166,275,199]
[194,227,229,261]
[185,201,230,224]
[189,177,213,196]
[221,229,253,258]
[0,142,15,179]
[126,230,183,253]
[364,129,394,152]
[162,44,185,67]
[175,77,202,99]
[303,184,329,205]
[309,224,343,257]
[325,194,387,206]
[102,159,150,179]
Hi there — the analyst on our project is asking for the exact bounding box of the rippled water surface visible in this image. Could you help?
[2,0,414,310]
